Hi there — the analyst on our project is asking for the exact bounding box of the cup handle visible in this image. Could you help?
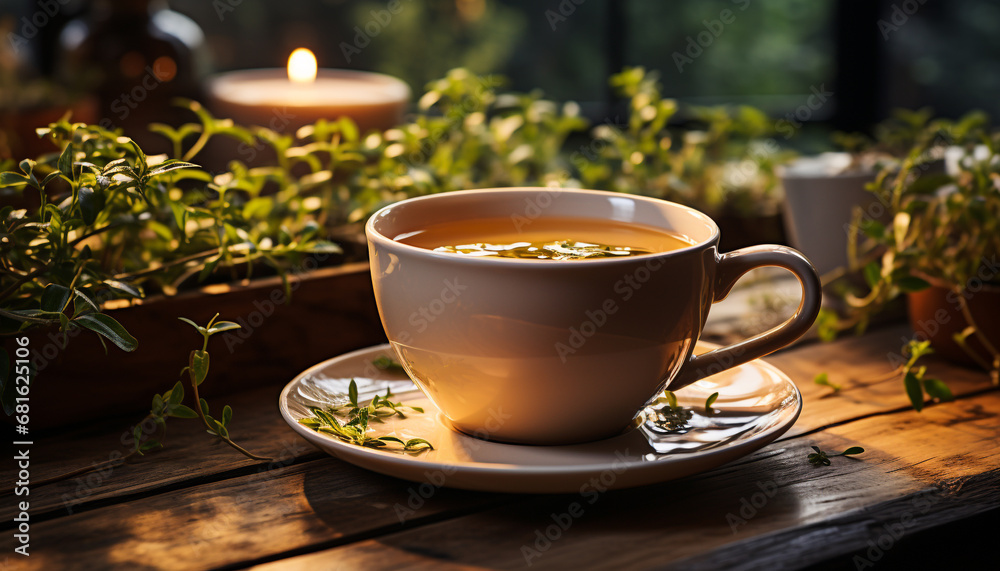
[669,245,822,391]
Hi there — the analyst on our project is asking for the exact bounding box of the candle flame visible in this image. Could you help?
[287,48,317,84]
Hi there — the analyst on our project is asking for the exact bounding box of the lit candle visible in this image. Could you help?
[206,48,410,134]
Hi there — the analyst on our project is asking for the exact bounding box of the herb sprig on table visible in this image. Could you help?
[299,379,433,452]
[25,315,272,490]
[898,340,953,412]
[813,372,842,394]
[807,446,865,467]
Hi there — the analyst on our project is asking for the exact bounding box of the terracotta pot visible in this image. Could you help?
[6,262,386,429]
[907,278,1000,368]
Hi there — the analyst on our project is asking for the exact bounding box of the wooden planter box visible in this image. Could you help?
[18,261,386,429]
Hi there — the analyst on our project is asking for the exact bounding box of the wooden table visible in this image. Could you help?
[3,324,998,570]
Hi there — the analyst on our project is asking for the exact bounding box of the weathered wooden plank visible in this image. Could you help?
[765,324,995,435]
[3,456,510,571]
[4,324,997,570]
[0,384,321,521]
[6,325,992,525]
[244,392,1000,571]
[671,470,999,571]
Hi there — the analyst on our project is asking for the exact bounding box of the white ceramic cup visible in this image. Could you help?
[366,188,820,445]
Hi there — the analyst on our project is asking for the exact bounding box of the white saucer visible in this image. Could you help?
[279,343,801,494]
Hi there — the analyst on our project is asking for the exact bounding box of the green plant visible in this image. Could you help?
[832,107,944,162]
[577,67,790,217]
[1,67,797,418]
[831,111,1000,384]
[815,110,999,408]
[0,110,344,412]
[32,315,270,488]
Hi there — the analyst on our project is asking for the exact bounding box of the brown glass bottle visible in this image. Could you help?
[59,0,208,150]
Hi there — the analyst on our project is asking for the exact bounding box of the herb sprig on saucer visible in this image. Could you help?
[299,379,433,452]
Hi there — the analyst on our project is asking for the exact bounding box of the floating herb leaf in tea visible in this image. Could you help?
[434,240,653,260]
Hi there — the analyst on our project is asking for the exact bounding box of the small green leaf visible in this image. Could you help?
[197,256,220,283]
[338,116,359,142]
[222,405,232,426]
[199,398,210,416]
[904,372,924,412]
[178,317,207,335]
[103,279,143,299]
[0,171,29,187]
[905,339,934,360]
[146,159,200,177]
[213,420,229,439]
[813,372,842,392]
[348,379,359,407]
[841,446,865,456]
[313,408,341,429]
[922,378,953,402]
[18,158,36,179]
[404,438,434,451]
[705,392,719,412]
[40,284,71,313]
[863,262,881,288]
[372,355,405,372]
[661,391,678,409]
[74,313,138,352]
[139,440,163,453]
[190,350,210,386]
[168,381,184,405]
[123,137,147,171]
[207,321,241,335]
[377,436,406,445]
[896,276,931,293]
[72,289,101,315]
[41,171,63,187]
[58,142,75,179]
[152,393,165,413]
[78,186,103,226]
[169,404,199,419]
